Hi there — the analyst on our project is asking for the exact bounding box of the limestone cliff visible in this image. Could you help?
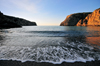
[0,11,37,28]
[60,8,100,26]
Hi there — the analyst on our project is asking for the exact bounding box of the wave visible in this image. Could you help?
[0,42,100,64]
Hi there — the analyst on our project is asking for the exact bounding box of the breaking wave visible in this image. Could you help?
[0,42,100,64]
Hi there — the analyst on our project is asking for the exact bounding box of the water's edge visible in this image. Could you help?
[0,26,100,64]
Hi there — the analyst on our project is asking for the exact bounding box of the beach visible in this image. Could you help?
[0,26,100,66]
[0,60,100,66]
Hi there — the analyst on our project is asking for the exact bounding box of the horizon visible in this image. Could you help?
[0,0,100,26]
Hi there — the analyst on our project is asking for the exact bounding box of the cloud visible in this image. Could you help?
[1,0,42,13]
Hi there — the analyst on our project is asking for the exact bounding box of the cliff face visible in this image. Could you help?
[60,13,91,26]
[86,8,100,26]
[76,8,100,26]
[0,12,37,28]
[60,8,100,26]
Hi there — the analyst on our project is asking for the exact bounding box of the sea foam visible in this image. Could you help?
[0,42,100,64]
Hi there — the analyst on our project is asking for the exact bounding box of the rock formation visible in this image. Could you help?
[60,13,92,26]
[60,8,100,26]
[84,8,100,26]
[0,11,37,28]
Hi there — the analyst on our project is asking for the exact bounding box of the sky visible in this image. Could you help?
[0,0,100,26]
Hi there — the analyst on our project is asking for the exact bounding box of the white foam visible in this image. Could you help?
[0,43,100,64]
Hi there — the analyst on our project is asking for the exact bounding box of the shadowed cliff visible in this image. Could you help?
[0,11,37,28]
[60,8,100,26]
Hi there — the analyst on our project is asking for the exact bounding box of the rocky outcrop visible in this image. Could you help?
[0,11,37,29]
[85,8,100,26]
[76,8,100,26]
[60,12,92,26]
[60,8,100,26]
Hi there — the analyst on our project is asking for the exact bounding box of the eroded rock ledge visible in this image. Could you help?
[60,8,100,26]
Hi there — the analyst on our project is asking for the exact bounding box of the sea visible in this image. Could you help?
[0,26,100,64]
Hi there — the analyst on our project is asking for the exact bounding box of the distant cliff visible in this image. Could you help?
[0,12,37,28]
[60,12,92,26]
[60,8,100,26]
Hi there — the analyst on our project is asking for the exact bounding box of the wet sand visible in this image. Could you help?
[0,60,100,66]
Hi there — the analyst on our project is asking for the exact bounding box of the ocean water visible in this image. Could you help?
[0,26,100,64]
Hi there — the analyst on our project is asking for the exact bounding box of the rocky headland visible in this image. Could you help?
[60,8,100,26]
[0,11,37,29]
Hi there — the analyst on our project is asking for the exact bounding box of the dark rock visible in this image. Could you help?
[0,11,37,29]
[0,21,21,29]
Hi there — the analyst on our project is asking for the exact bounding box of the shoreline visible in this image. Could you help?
[0,60,100,66]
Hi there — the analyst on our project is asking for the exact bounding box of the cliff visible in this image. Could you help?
[0,12,37,28]
[60,8,100,26]
[60,12,92,26]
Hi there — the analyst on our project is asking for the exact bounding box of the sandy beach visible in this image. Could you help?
[0,60,100,66]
